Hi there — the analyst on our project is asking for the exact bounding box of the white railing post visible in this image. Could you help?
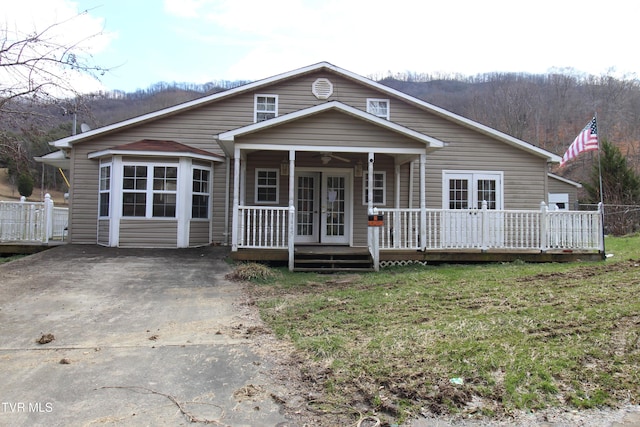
[43,193,53,243]
[539,202,548,251]
[598,202,605,253]
[481,200,489,250]
[372,225,380,271]
[288,205,295,271]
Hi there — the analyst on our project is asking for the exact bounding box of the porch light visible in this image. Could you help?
[354,160,363,177]
[280,159,289,176]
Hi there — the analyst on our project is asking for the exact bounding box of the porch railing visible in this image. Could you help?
[234,203,603,253]
[377,202,603,252]
[0,194,68,243]
[237,206,290,248]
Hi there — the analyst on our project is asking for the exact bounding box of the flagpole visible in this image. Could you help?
[595,112,606,258]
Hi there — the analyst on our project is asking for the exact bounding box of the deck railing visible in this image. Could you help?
[0,194,68,243]
[237,206,290,248]
[377,202,603,252]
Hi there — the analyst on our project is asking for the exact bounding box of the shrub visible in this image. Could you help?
[17,173,34,198]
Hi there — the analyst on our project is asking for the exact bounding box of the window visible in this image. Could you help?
[99,164,111,217]
[255,94,278,122]
[367,98,389,119]
[152,166,177,217]
[363,171,386,205]
[255,169,279,204]
[122,164,177,218]
[122,165,148,217]
[192,168,210,219]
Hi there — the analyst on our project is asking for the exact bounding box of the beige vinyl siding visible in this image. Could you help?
[189,221,210,246]
[211,160,231,245]
[239,110,426,150]
[425,131,547,210]
[97,219,110,245]
[118,220,178,247]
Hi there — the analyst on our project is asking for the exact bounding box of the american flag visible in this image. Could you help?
[560,117,599,166]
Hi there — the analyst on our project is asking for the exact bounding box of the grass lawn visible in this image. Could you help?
[244,235,640,424]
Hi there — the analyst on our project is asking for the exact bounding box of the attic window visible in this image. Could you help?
[255,94,278,122]
[367,98,390,119]
[312,78,333,99]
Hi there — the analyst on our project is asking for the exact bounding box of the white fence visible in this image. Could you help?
[0,194,68,243]
[377,202,603,252]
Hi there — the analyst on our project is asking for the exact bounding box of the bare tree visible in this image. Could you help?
[0,9,110,194]
[0,9,109,124]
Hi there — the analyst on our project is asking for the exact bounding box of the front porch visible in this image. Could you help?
[230,203,605,270]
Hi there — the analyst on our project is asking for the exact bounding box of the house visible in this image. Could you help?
[44,62,603,270]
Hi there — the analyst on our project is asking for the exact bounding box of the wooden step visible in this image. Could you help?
[293,247,373,272]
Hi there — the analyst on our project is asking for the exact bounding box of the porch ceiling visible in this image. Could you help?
[215,101,445,158]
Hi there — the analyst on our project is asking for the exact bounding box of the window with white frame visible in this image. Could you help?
[255,94,278,122]
[367,98,390,119]
[152,166,177,217]
[363,171,386,205]
[255,169,279,204]
[192,167,211,219]
[122,164,177,218]
[99,163,111,217]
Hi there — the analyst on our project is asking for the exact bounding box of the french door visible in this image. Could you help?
[295,173,319,243]
[443,172,503,247]
[295,171,350,244]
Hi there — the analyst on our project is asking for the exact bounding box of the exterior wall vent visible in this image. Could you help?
[312,78,333,99]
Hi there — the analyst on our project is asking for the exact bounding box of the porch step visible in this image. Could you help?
[293,247,374,272]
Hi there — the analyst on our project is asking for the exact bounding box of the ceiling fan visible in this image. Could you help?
[315,152,351,164]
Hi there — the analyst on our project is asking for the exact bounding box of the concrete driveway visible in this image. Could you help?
[0,245,290,427]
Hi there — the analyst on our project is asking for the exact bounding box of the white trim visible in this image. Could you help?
[234,143,426,155]
[110,156,123,247]
[366,98,390,120]
[176,158,190,247]
[254,94,278,122]
[88,149,223,162]
[254,168,280,204]
[98,162,112,219]
[548,173,582,188]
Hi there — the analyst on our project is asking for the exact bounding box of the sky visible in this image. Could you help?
[3,0,639,93]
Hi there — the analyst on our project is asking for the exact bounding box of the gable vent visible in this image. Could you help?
[312,78,333,99]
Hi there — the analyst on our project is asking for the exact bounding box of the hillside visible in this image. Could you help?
[2,70,639,199]
[0,168,67,204]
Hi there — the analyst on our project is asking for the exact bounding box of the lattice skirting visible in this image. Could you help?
[380,260,429,268]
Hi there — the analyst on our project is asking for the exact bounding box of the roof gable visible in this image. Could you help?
[52,61,561,162]
[216,101,444,156]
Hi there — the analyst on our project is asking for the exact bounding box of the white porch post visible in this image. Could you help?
[231,147,241,251]
[394,162,401,248]
[288,150,296,271]
[367,152,379,271]
[43,193,53,243]
[419,153,427,251]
